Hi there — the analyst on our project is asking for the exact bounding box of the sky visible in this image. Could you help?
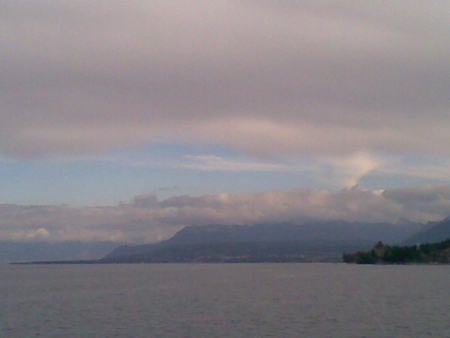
[1,1,450,242]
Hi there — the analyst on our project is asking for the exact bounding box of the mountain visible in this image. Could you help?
[101,221,420,263]
[404,217,450,244]
[0,241,122,263]
[165,222,414,244]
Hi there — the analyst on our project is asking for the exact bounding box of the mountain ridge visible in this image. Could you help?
[101,220,421,263]
[13,218,450,264]
[404,217,450,244]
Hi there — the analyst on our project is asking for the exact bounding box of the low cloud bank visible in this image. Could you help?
[1,185,450,242]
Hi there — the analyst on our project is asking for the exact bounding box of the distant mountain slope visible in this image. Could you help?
[102,221,420,263]
[405,217,450,244]
[0,241,122,263]
[102,240,374,263]
[166,221,419,244]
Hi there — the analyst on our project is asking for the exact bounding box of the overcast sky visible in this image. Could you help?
[1,1,450,241]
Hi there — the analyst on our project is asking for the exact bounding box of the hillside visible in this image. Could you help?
[404,217,450,244]
[101,221,419,263]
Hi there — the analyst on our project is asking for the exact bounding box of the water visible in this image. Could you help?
[2,263,449,337]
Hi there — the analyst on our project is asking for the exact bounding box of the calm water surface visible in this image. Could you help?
[2,263,449,337]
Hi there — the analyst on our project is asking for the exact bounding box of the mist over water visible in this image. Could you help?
[2,263,449,337]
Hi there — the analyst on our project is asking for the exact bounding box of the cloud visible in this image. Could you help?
[327,152,379,188]
[180,155,292,172]
[180,153,380,189]
[2,184,450,243]
[0,1,449,158]
[26,227,51,240]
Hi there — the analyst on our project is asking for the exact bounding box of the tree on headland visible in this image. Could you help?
[343,239,450,264]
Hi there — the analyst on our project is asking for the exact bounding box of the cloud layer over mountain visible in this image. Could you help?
[2,185,450,243]
[2,2,449,242]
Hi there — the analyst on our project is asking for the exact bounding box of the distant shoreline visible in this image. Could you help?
[344,239,450,264]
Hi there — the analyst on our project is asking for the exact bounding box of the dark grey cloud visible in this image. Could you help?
[0,1,449,157]
[1,185,450,242]
[383,185,450,220]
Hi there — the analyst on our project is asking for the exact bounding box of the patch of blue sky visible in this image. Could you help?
[0,142,326,206]
[360,171,447,191]
[3,142,450,206]
[360,154,450,190]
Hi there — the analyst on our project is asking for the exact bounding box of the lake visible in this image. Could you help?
[2,263,449,337]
